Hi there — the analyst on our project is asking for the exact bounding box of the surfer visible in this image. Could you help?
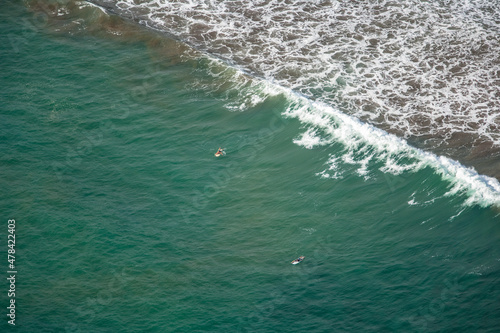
[215,148,225,157]
[291,256,305,264]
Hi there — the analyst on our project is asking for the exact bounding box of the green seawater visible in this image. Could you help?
[1,1,500,332]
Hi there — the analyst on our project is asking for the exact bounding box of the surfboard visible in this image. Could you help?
[291,256,305,264]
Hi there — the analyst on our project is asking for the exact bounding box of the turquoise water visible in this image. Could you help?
[1,1,500,332]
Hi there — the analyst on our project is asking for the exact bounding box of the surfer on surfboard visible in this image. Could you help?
[291,256,305,264]
[215,148,225,157]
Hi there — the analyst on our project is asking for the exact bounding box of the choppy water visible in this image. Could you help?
[1,1,500,332]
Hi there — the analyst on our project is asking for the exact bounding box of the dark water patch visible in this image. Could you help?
[25,0,194,66]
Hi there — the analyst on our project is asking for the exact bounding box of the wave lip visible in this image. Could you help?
[285,96,500,208]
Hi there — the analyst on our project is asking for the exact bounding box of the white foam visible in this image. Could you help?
[78,0,109,14]
[293,129,326,150]
[284,92,500,207]
[316,156,344,180]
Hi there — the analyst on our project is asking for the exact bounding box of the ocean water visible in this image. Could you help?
[1,1,500,332]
